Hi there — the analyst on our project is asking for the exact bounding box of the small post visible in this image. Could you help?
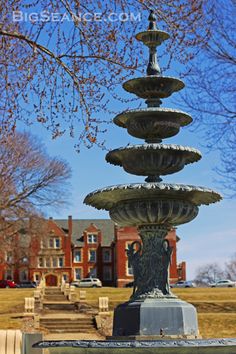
[99,297,109,313]
[79,290,86,301]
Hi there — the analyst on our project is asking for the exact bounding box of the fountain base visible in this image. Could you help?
[34,338,236,353]
[112,298,198,337]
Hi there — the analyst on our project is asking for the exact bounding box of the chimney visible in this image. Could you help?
[68,215,72,237]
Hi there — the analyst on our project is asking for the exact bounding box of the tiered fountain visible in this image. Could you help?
[35,10,236,354]
[84,10,221,338]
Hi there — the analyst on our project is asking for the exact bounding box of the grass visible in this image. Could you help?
[78,287,236,338]
[0,289,33,329]
[0,287,236,338]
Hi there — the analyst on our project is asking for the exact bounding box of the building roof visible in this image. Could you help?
[55,219,115,247]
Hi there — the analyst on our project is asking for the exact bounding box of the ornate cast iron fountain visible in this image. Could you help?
[84,10,221,338]
[35,11,236,354]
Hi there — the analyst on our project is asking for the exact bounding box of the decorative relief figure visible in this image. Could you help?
[161,239,173,295]
[126,241,142,297]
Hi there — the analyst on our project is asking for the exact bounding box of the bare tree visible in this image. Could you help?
[0,131,71,242]
[182,0,236,196]
[194,262,225,285]
[225,253,236,281]
[0,0,209,150]
[0,216,49,280]
[0,131,71,279]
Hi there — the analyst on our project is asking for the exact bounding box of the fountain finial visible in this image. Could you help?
[148,10,157,30]
[146,10,161,77]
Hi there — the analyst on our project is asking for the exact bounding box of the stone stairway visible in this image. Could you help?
[42,286,75,311]
[39,287,97,333]
[44,287,67,301]
[40,315,96,333]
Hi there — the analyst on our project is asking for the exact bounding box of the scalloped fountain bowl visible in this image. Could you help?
[123,76,184,99]
[106,144,201,178]
[135,29,170,46]
[84,183,222,227]
[114,108,192,141]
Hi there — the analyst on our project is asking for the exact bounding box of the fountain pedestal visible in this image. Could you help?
[112,224,198,338]
[113,298,198,338]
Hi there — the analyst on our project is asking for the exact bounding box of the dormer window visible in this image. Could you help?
[87,234,97,244]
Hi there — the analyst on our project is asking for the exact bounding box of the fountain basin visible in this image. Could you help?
[84,183,221,227]
[136,30,170,46]
[114,108,192,141]
[109,199,198,226]
[34,338,236,353]
[106,144,201,178]
[84,181,221,206]
[123,76,184,99]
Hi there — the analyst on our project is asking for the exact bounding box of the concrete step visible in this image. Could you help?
[40,322,94,327]
[44,296,67,301]
[42,303,75,311]
[40,316,96,333]
[42,329,96,333]
[40,322,94,332]
[40,318,93,322]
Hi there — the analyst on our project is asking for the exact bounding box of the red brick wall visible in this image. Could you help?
[71,223,114,286]
[29,218,72,284]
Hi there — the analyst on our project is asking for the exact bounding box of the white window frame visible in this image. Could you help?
[55,238,60,248]
[87,234,97,244]
[74,250,82,263]
[62,273,68,281]
[88,249,96,262]
[59,257,64,267]
[74,268,82,280]
[89,267,97,277]
[38,257,44,268]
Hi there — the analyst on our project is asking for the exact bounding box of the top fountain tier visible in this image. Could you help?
[135,10,170,48]
[122,10,184,104]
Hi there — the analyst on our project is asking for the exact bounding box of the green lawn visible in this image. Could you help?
[0,287,236,338]
[0,289,33,329]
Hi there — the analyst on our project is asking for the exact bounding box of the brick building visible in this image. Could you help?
[0,216,186,287]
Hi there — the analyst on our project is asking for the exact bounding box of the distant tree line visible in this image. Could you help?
[194,253,236,285]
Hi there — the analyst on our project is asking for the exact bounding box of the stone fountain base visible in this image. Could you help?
[34,338,236,353]
[112,298,198,337]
